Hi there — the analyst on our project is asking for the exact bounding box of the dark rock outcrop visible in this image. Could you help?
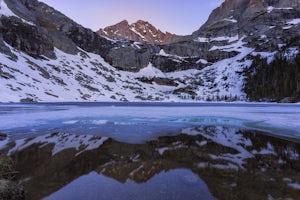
[106,42,153,71]
[0,16,55,58]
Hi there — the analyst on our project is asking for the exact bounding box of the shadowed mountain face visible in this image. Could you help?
[2,126,300,200]
[97,20,181,45]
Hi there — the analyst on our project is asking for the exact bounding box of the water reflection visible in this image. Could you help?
[1,126,300,200]
[45,169,215,200]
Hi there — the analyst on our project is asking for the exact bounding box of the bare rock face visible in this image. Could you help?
[159,0,300,64]
[192,0,300,50]
[98,20,181,45]
[0,16,55,58]
[106,42,154,72]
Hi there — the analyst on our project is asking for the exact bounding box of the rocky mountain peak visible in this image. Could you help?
[97,20,181,45]
[193,0,300,40]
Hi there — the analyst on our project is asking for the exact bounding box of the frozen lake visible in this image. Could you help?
[0,102,299,143]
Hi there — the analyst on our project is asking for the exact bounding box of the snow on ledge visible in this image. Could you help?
[223,18,237,23]
[282,18,300,29]
[267,6,293,13]
[0,0,17,17]
[288,18,300,25]
[195,35,239,43]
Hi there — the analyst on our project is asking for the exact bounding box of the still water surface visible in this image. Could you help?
[0,102,299,200]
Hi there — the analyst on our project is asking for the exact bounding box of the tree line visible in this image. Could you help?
[244,52,300,102]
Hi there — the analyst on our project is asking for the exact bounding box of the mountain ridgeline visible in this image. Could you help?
[0,0,299,102]
[97,20,182,45]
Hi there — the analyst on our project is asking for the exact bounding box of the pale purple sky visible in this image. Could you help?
[40,0,223,35]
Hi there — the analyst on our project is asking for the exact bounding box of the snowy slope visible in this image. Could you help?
[0,37,258,102]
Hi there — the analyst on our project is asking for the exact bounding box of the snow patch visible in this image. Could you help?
[267,6,293,13]
[62,120,79,125]
[196,59,208,64]
[223,18,237,23]
[196,35,239,43]
[136,63,165,78]
[282,18,300,29]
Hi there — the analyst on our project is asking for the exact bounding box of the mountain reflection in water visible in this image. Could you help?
[2,126,300,200]
[45,169,214,200]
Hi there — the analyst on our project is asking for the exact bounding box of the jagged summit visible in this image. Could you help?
[97,20,181,45]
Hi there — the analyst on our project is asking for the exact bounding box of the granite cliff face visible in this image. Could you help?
[98,20,180,45]
[192,0,300,50]
[163,0,300,56]
[0,0,299,102]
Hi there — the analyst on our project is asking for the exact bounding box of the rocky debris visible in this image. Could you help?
[98,20,182,45]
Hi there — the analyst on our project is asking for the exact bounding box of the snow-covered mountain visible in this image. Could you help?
[97,20,181,45]
[0,0,299,103]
